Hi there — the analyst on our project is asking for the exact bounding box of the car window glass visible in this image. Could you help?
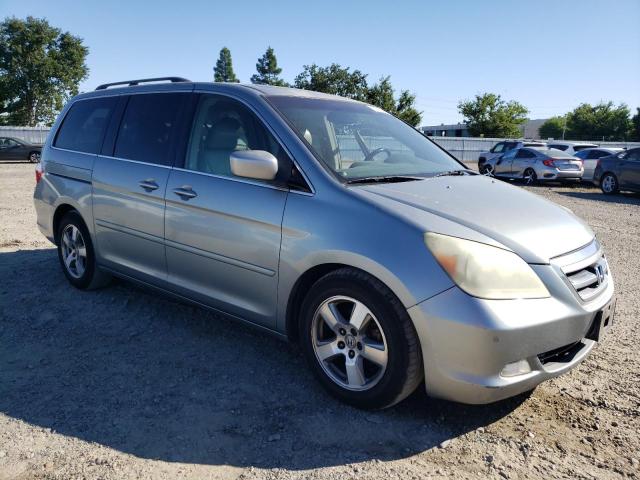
[516,149,535,158]
[184,94,288,181]
[54,97,117,154]
[492,143,504,153]
[114,93,187,165]
[502,149,517,160]
[626,150,640,161]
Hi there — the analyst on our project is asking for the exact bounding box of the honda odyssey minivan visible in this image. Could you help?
[34,77,615,409]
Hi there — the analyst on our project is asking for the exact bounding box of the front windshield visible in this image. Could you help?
[267,96,463,181]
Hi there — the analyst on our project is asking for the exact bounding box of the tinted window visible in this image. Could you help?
[573,145,597,152]
[626,149,640,161]
[55,97,117,154]
[185,94,289,181]
[491,142,505,153]
[523,142,545,147]
[504,142,518,151]
[515,149,536,158]
[114,93,187,165]
[548,144,569,151]
[574,150,589,159]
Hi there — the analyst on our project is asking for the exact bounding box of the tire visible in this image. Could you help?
[299,268,423,410]
[28,151,40,163]
[480,164,493,176]
[523,168,537,185]
[600,173,619,195]
[56,211,111,290]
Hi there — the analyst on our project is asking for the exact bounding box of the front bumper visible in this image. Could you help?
[408,263,614,404]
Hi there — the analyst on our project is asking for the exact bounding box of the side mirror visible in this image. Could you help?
[230,150,278,181]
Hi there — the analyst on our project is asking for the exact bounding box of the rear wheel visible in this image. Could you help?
[57,211,111,289]
[300,268,423,409]
[523,168,537,185]
[28,151,40,163]
[600,173,619,194]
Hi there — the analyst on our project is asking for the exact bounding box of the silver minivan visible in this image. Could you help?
[34,78,615,409]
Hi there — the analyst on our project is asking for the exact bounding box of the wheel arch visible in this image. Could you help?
[52,203,82,245]
[285,263,407,343]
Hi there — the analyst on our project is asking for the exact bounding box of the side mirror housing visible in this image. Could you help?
[230,150,278,181]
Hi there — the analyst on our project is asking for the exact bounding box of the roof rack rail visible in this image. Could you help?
[95,77,191,90]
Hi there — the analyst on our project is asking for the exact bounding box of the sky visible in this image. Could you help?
[2,0,639,126]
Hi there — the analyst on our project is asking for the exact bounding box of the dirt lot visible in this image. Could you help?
[1,162,639,480]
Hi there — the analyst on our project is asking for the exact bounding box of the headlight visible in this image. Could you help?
[424,233,549,300]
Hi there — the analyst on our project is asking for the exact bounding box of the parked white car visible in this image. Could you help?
[573,147,624,181]
[478,140,546,173]
[546,141,599,156]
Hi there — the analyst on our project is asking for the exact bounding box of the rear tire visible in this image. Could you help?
[56,211,111,290]
[299,268,423,410]
[523,168,537,185]
[600,173,619,195]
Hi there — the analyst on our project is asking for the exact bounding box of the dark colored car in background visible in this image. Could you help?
[0,136,42,162]
[593,147,640,194]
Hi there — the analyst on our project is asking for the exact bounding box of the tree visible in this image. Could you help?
[250,46,286,86]
[565,102,632,141]
[367,77,421,126]
[294,65,422,126]
[457,93,528,137]
[0,16,88,126]
[539,116,566,140]
[294,63,368,101]
[214,47,239,83]
[631,108,640,141]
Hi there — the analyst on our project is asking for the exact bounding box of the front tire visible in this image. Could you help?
[600,173,619,194]
[300,268,423,409]
[56,211,111,289]
[28,151,40,163]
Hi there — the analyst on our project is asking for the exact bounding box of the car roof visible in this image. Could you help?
[547,141,598,146]
[73,80,359,104]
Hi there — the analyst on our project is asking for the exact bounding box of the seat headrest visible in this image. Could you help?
[205,117,241,150]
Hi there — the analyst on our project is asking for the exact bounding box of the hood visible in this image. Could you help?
[358,175,594,264]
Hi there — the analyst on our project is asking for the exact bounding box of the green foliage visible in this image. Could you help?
[0,16,88,126]
[565,102,631,141]
[294,65,422,126]
[631,108,640,141]
[250,46,287,86]
[458,93,528,138]
[214,47,239,83]
[539,116,566,140]
[294,63,369,101]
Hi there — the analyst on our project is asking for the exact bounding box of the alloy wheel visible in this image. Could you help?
[61,224,87,279]
[311,295,388,391]
[524,168,537,185]
[29,152,40,163]
[602,174,616,193]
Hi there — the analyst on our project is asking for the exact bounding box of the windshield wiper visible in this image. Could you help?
[432,169,477,177]
[345,175,424,185]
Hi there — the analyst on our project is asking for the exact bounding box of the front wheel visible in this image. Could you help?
[600,173,619,195]
[29,151,40,163]
[300,268,423,409]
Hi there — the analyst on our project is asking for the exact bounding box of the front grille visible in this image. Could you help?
[564,255,609,301]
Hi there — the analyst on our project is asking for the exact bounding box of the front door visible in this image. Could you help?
[164,93,290,328]
[92,92,190,284]
[494,149,516,176]
[619,150,640,189]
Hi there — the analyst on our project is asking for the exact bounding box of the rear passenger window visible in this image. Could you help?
[114,93,187,165]
[54,97,117,154]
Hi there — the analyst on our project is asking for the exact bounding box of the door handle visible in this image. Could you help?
[173,186,197,200]
[139,179,159,191]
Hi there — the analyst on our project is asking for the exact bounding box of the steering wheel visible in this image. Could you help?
[363,147,392,162]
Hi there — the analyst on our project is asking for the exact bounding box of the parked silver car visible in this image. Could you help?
[34,78,615,408]
[483,147,584,184]
[573,147,624,181]
[478,140,545,173]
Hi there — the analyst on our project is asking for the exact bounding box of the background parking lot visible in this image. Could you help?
[1,163,639,479]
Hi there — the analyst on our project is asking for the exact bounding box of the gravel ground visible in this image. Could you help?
[1,162,639,480]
